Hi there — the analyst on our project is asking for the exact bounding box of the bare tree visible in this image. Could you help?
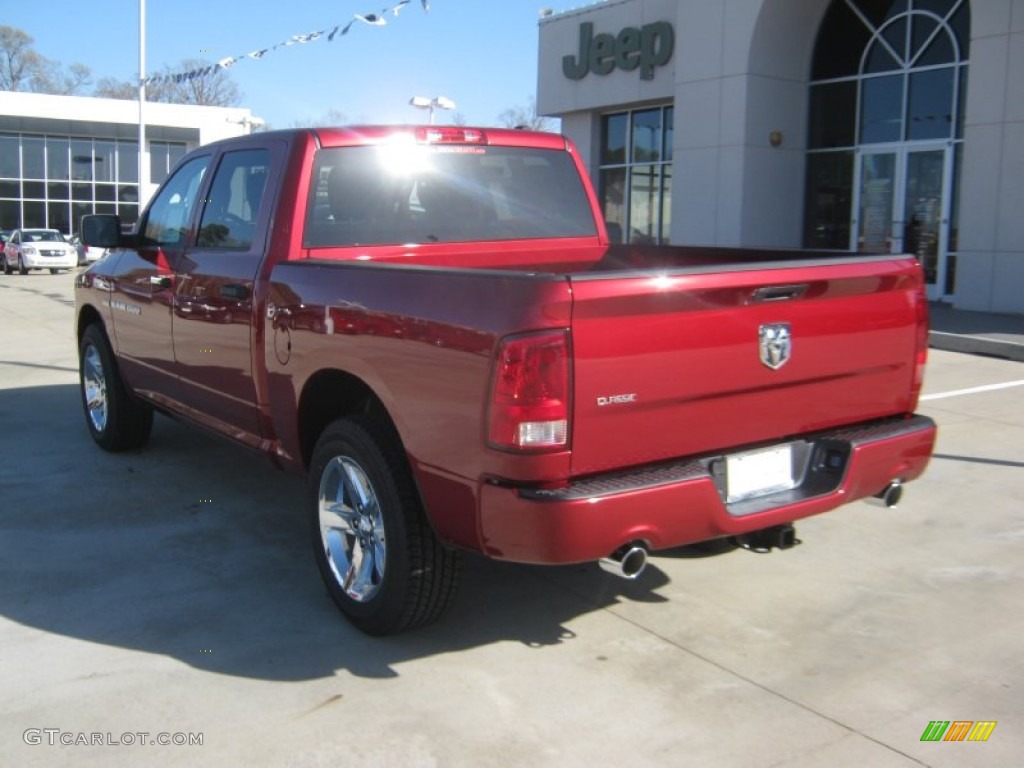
[1,25,93,95]
[161,58,241,107]
[94,76,137,100]
[0,25,43,91]
[289,108,348,128]
[497,97,556,132]
[32,61,93,95]
[95,74,178,103]
[2,27,235,105]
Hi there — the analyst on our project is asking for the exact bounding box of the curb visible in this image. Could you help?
[929,330,1024,363]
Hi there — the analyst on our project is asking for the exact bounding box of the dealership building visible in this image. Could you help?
[539,0,1023,314]
[0,90,259,237]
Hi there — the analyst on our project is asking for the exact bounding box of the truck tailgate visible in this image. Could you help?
[568,255,926,477]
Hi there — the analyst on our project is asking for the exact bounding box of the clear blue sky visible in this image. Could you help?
[3,0,591,128]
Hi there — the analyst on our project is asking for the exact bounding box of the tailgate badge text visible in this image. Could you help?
[597,393,637,407]
[759,323,791,370]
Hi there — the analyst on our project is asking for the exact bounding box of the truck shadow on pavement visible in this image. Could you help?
[0,383,694,682]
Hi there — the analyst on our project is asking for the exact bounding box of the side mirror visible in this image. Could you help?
[81,214,123,248]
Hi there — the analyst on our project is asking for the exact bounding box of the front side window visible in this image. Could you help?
[598,106,673,244]
[303,144,597,247]
[141,155,210,247]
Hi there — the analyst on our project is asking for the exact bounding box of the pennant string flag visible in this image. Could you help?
[142,1,429,86]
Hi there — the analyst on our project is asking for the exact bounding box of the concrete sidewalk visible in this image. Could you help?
[928,303,1024,362]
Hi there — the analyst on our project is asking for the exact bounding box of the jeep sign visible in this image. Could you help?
[562,21,674,81]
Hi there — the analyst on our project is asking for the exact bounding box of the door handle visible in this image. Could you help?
[149,275,172,289]
[751,284,808,303]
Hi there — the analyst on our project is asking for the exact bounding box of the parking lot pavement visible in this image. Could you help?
[1,271,1021,767]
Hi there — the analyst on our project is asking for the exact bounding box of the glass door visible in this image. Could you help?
[854,145,951,300]
[903,148,947,298]
[856,151,897,254]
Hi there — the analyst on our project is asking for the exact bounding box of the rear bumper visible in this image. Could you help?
[478,414,936,564]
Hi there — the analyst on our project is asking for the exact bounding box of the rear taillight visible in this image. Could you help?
[910,277,929,409]
[487,330,571,451]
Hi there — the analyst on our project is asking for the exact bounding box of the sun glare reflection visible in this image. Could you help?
[378,134,434,176]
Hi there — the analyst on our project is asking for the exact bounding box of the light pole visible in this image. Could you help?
[409,96,456,124]
[138,0,149,207]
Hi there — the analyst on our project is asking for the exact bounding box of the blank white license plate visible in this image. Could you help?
[726,444,797,503]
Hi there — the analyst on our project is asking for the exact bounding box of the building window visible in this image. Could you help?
[150,141,189,185]
[0,133,171,234]
[804,0,968,297]
[598,106,673,244]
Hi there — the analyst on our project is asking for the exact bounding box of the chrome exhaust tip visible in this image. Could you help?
[599,544,649,580]
[866,480,903,508]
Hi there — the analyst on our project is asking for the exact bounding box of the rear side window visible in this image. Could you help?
[197,149,270,250]
[303,145,597,247]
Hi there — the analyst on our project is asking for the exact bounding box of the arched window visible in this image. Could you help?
[804,0,969,296]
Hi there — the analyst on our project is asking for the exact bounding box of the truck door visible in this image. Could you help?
[107,154,211,397]
[171,143,281,445]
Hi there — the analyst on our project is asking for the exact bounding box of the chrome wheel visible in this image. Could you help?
[318,455,386,602]
[310,417,460,634]
[82,344,108,433]
[79,324,152,451]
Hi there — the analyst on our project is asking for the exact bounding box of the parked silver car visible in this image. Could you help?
[2,229,79,274]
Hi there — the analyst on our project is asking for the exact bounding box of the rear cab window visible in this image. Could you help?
[303,143,598,248]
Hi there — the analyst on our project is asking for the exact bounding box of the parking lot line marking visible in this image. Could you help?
[921,379,1024,401]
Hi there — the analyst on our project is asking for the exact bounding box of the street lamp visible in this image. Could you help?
[226,114,266,134]
[409,96,456,124]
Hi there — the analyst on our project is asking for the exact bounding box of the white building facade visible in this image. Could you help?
[0,91,259,236]
[539,0,1023,314]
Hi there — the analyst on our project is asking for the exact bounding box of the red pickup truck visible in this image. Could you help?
[76,126,936,634]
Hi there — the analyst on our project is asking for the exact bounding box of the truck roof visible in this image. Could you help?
[201,125,570,151]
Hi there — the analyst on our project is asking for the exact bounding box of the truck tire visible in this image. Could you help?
[79,324,153,451]
[310,416,460,635]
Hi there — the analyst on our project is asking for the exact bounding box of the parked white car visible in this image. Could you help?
[65,235,107,266]
[2,229,79,274]
[83,244,109,264]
